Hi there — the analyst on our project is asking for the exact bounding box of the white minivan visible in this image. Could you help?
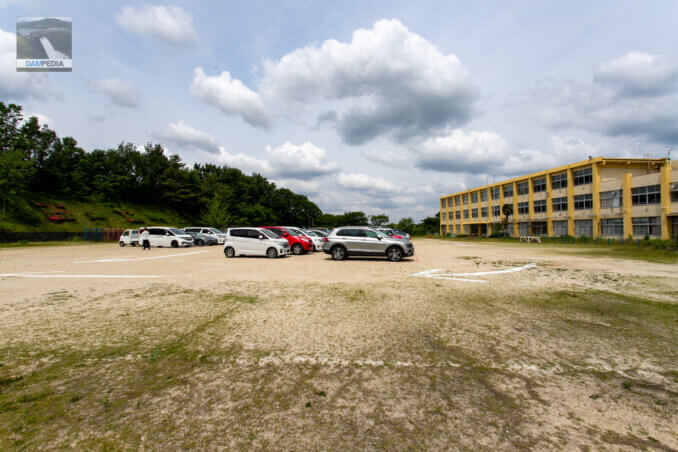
[145,227,194,248]
[223,227,290,258]
[119,229,140,246]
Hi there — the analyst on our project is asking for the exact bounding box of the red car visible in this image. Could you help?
[260,226,313,255]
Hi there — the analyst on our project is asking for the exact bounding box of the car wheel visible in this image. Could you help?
[131,242,137,247]
[331,245,347,260]
[196,239,204,246]
[387,246,403,262]
[266,247,278,258]
[224,246,235,258]
[292,243,304,255]
[119,241,125,247]
[171,240,178,248]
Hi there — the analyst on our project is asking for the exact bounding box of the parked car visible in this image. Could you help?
[182,230,218,246]
[223,227,290,258]
[392,229,411,240]
[183,227,226,244]
[144,227,194,248]
[376,228,405,239]
[322,226,414,262]
[296,228,327,251]
[310,228,331,235]
[260,226,312,255]
[119,229,140,246]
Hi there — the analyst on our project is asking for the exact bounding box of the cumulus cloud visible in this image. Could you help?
[190,67,272,129]
[0,29,53,100]
[531,52,678,144]
[153,120,219,153]
[259,19,477,144]
[273,178,320,195]
[116,5,197,47]
[415,130,509,173]
[265,141,339,179]
[335,172,399,197]
[88,78,141,108]
[594,52,678,97]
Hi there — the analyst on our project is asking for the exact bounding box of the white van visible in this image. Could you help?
[223,227,290,258]
[119,229,140,246]
[145,227,194,248]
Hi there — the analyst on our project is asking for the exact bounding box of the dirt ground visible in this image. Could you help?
[1,239,676,449]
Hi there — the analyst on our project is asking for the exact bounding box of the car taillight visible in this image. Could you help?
[322,237,328,242]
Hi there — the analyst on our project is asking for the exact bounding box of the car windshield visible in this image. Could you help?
[207,228,222,234]
[267,228,285,236]
[374,229,390,238]
[282,228,299,236]
[260,229,277,239]
[294,228,310,236]
[169,228,184,235]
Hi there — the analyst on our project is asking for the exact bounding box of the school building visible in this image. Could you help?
[439,157,678,240]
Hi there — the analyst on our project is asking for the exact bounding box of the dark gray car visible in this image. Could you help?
[322,226,414,262]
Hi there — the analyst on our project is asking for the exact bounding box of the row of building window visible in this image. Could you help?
[450,217,661,236]
[449,167,612,206]
[447,184,669,213]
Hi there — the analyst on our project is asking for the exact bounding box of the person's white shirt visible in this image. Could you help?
[141,229,149,240]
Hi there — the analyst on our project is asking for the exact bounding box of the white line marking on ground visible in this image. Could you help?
[75,250,208,264]
[0,273,163,279]
[410,262,536,283]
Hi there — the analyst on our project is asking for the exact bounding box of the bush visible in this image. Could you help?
[8,198,42,225]
[84,211,107,222]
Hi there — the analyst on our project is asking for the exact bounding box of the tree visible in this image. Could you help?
[419,215,440,233]
[340,211,369,226]
[201,194,232,229]
[396,217,416,235]
[0,149,34,217]
[369,214,389,227]
[501,204,514,236]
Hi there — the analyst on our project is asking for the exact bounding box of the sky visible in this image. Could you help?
[1,0,677,222]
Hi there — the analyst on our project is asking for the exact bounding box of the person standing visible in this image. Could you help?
[141,227,150,251]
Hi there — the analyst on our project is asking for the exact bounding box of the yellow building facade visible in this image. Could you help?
[439,157,678,240]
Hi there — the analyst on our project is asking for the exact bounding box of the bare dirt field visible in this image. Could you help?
[1,239,676,449]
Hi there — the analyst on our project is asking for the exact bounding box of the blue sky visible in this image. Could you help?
[1,0,677,221]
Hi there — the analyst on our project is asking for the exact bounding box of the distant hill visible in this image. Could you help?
[17,18,71,32]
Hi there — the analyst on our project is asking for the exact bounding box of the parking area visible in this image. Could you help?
[1,239,677,449]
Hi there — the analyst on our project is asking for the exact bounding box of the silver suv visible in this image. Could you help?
[322,226,414,262]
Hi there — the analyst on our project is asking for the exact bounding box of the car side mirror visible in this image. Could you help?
[282,233,290,237]
[258,234,265,240]
[377,236,382,240]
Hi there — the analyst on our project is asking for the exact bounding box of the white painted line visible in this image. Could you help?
[410,262,536,283]
[441,262,536,276]
[0,273,163,279]
[75,250,208,264]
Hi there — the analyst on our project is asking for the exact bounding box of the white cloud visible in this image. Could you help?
[273,178,320,195]
[190,67,272,129]
[335,172,398,197]
[415,130,509,173]
[153,120,219,153]
[362,149,411,168]
[88,78,140,108]
[259,19,477,144]
[264,141,338,179]
[0,28,53,100]
[116,5,197,47]
[594,52,678,97]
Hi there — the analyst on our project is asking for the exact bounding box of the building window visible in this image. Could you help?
[632,217,661,236]
[464,210,469,219]
[533,199,546,213]
[518,222,530,236]
[480,190,487,202]
[503,185,513,197]
[552,197,568,212]
[573,168,592,185]
[601,218,623,236]
[455,211,461,219]
[471,208,478,219]
[471,192,478,203]
[631,185,661,205]
[455,195,461,205]
[553,220,568,236]
[671,183,678,202]
[492,205,500,217]
[463,224,470,234]
[533,177,546,193]
[518,202,529,215]
[575,220,593,237]
[532,222,547,235]
[491,187,500,200]
[517,182,529,195]
[600,190,622,208]
[481,207,488,217]
[574,193,593,210]
[456,225,460,233]
[462,194,468,205]
[551,173,567,190]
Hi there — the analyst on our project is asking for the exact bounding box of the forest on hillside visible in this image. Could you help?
[0,102,439,233]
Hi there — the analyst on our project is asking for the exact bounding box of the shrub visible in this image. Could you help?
[9,198,42,225]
